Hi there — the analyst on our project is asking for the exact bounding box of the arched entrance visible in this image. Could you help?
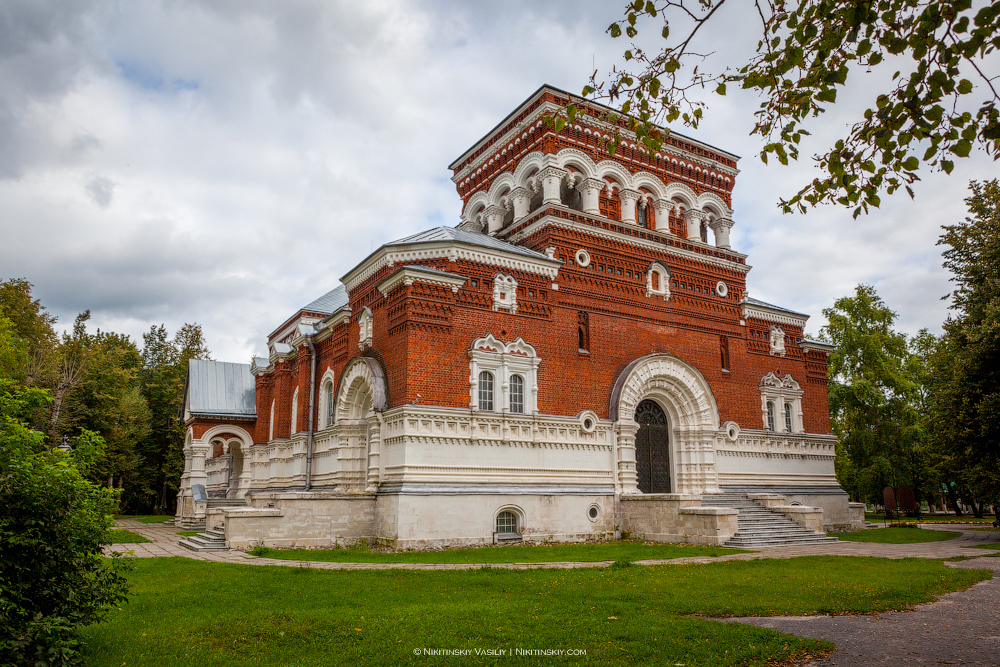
[634,400,671,493]
[610,354,722,494]
[333,356,388,492]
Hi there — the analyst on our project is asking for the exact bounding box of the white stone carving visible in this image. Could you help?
[759,372,804,433]
[468,334,540,414]
[769,325,786,357]
[575,249,591,268]
[716,281,728,298]
[358,307,373,350]
[376,267,466,296]
[612,354,721,495]
[645,262,671,300]
[492,273,518,314]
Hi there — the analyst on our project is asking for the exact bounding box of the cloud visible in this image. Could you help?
[0,0,989,361]
[84,174,114,207]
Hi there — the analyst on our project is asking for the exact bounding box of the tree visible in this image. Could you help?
[928,178,1000,508]
[579,0,1000,217]
[0,312,130,666]
[822,284,926,505]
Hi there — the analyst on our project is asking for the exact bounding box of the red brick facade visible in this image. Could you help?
[199,85,831,454]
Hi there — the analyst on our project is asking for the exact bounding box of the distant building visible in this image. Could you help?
[177,85,862,549]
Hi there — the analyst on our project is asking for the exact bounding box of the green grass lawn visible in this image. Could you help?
[116,515,175,524]
[865,513,995,523]
[177,531,199,537]
[247,541,744,564]
[79,556,988,667]
[106,528,151,544]
[839,527,959,543]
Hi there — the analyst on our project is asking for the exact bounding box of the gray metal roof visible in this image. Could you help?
[186,359,256,418]
[387,226,553,261]
[302,284,348,315]
[743,296,809,318]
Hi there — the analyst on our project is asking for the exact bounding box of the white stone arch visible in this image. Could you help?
[632,171,669,200]
[319,367,336,429]
[513,151,545,185]
[663,181,699,210]
[696,191,732,218]
[195,423,256,500]
[610,354,721,494]
[552,148,598,179]
[332,356,388,492]
[594,160,633,189]
[334,356,388,422]
[462,191,490,226]
[199,423,255,450]
[487,172,516,205]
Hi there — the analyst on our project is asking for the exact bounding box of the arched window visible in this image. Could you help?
[509,375,524,414]
[784,402,793,433]
[469,335,540,414]
[637,202,648,227]
[766,401,775,431]
[290,388,299,434]
[478,371,494,411]
[700,220,709,243]
[496,510,519,535]
[720,336,730,371]
[325,382,334,427]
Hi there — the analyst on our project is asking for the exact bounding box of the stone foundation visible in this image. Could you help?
[620,494,739,545]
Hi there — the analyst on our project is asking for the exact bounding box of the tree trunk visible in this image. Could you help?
[947,487,964,516]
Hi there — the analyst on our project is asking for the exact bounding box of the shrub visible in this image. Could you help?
[1,381,131,665]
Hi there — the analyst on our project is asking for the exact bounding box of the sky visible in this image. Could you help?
[1,0,995,361]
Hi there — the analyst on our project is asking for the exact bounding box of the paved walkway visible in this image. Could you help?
[728,553,1000,666]
[107,520,1000,568]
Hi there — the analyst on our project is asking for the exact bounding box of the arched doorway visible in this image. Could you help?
[634,400,671,493]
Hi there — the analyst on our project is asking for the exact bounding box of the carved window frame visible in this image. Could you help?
[469,334,540,414]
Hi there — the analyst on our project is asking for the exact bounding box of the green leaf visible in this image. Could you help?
[942,159,954,174]
[555,117,566,132]
[902,156,919,170]
[609,23,622,38]
[951,140,972,157]
[957,79,973,95]
[715,83,727,95]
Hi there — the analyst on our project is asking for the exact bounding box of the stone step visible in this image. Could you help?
[703,492,835,549]
[178,529,229,552]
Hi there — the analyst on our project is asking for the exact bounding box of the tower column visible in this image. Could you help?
[618,189,640,224]
[579,178,606,215]
[510,186,531,220]
[684,209,706,241]
[484,204,504,234]
[653,199,674,233]
[538,166,568,204]
[710,217,734,249]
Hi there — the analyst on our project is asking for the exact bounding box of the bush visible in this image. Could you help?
[1,381,131,666]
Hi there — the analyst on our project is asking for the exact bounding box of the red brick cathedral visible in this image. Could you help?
[178,86,861,550]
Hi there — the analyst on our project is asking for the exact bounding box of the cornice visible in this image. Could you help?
[377,266,468,297]
[451,96,741,185]
[741,302,809,328]
[343,241,561,292]
[799,339,835,355]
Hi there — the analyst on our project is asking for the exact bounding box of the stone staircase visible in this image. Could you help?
[179,528,228,552]
[208,498,247,509]
[702,494,838,548]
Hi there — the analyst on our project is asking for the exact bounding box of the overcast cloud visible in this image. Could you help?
[0,0,994,360]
